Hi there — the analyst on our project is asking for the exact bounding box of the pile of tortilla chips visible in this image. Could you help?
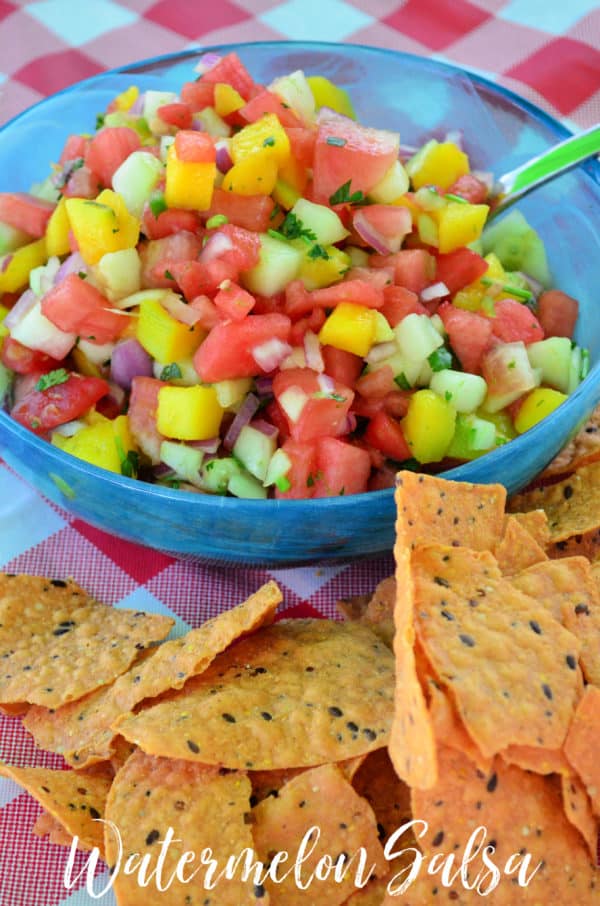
[2,464,600,904]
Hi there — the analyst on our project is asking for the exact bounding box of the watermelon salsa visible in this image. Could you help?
[0,53,588,499]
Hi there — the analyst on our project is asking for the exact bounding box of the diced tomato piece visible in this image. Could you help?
[447,174,489,204]
[0,193,55,238]
[11,372,109,434]
[158,102,193,130]
[537,290,579,339]
[438,302,493,374]
[310,279,384,311]
[174,131,215,163]
[381,284,427,326]
[312,437,371,497]
[139,231,203,289]
[321,346,363,387]
[213,281,255,321]
[435,248,488,294]
[239,90,302,128]
[371,249,436,294]
[189,295,220,331]
[84,127,141,188]
[142,207,201,240]
[128,376,166,464]
[200,53,255,101]
[274,440,317,499]
[1,337,61,376]
[195,313,292,382]
[312,109,399,203]
[355,365,396,399]
[486,298,544,345]
[41,274,129,344]
[364,410,411,461]
[180,80,215,111]
[62,165,101,199]
[273,367,354,443]
[202,188,275,232]
[59,134,89,165]
[285,127,317,169]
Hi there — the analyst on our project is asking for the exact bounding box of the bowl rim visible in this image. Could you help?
[1,39,599,513]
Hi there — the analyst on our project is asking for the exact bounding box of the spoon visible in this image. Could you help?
[488,123,600,220]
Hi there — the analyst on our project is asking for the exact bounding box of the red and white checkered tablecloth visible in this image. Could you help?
[0,2,599,904]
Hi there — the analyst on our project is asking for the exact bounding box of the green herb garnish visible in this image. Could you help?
[206,214,228,229]
[115,436,139,479]
[95,113,105,130]
[77,271,87,280]
[275,475,291,492]
[326,136,347,147]
[427,347,453,372]
[394,372,411,390]
[164,269,174,281]
[160,363,183,382]
[329,180,365,206]
[267,228,287,241]
[444,192,468,204]
[280,212,317,243]
[263,136,276,147]
[35,369,69,392]
[307,244,330,260]
[480,277,533,301]
[149,194,167,218]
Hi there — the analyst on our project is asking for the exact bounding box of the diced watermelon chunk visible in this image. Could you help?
[435,248,488,294]
[41,274,129,344]
[0,193,55,237]
[312,437,371,497]
[239,90,303,128]
[194,313,292,382]
[139,231,203,289]
[180,80,215,111]
[202,188,275,233]
[142,208,201,240]
[128,376,167,464]
[200,53,255,100]
[381,285,427,326]
[438,302,493,374]
[371,249,435,294]
[273,367,354,443]
[274,440,317,499]
[84,127,141,188]
[486,298,544,345]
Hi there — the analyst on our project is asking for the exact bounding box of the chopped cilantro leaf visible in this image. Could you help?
[206,214,228,229]
[480,276,532,301]
[164,269,175,281]
[77,271,87,280]
[280,212,317,243]
[394,372,411,391]
[326,136,347,147]
[115,436,139,479]
[307,243,330,260]
[160,363,183,382]
[95,113,105,130]
[149,194,167,218]
[444,192,468,204]
[444,390,453,402]
[329,180,365,206]
[306,473,315,487]
[275,475,291,492]
[267,228,287,242]
[269,203,282,221]
[263,136,276,147]
[427,347,452,372]
[168,479,181,489]
[35,369,69,392]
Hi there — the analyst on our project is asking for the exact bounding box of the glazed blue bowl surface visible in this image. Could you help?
[0,41,599,565]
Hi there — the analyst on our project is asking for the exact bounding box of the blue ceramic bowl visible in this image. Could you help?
[1,42,599,565]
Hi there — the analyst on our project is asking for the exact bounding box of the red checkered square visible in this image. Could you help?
[0,0,16,22]
[384,0,491,52]
[506,37,600,115]
[71,519,175,584]
[0,81,44,126]
[84,17,184,70]
[276,601,325,620]
[0,10,67,76]
[449,17,548,73]
[145,0,250,39]
[13,49,103,96]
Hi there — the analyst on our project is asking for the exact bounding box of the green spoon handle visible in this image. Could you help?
[492,123,600,216]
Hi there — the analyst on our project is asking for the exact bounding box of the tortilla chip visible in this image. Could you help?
[500,744,571,776]
[511,556,594,621]
[337,595,371,622]
[559,568,600,687]
[252,763,388,905]
[23,582,282,768]
[0,574,173,708]
[352,748,411,846]
[494,515,548,575]
[509,462,600,545]
[389,473,506,791]
[338,578,395,649]
[541,404,600,478]
[412,543,581,757]
[0,761,111,853]
[427,682,491,773]
[562,773,599,862]
[510,509,551,549]
[105,750,259,905]
[564,685,600,815]
[116,620,395,770]
[410,744,597,904]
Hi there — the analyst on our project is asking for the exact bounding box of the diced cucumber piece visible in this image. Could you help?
[159,135,175,163]
[143,90,178,121]
[233,425,277,482]
[264,448,292,488]
[78,338,115,366]
[369,350,423,388]
[11,299,75,358]
[0,221,31,255]
[416,359,433,387]
[395,313,443,361]
[414,186,446,212]
[429,370,487,413]
[290,198,349,246]
[345,246,370,267]
[214,378,253,409]
[242,234,303,297]
[568,346,582,395]
[195,107,231,137]
[228,470,268,499]
[430,314,446,337]
[417,213,439,247]
[405,140,437,179]
[201,457,241,494]
[447,413,497,459]
[526,337,572,393]
[159,440,204,488]
[268,70,316,124]
[481,210,551,287]
[30,256,60,296]
[29,176,61,203]
[369,160,409,203]
[95,248,141,301]
[112,151,164,218]
[373,311,395,343]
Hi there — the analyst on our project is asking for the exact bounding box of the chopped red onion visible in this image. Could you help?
[353,207,411,255]
[161,293,201,327]
[51,157,84,189]
[199,229,235,264]
[421,281,450,303]
[128,92,146,116]
[366,340,397,364]
[341,412,357,434]
[317,373,336,395]
[252,338,293,372]
[303,330,324,373]
[187,437,220,454]
[55,252,88,284]
[254,375,274,397]
[472,170,495,193]
[215,141,233,174]
[191,116,207,132]
[251,418,278,438]
[153,462,176,479]
[4,289,37,329]
[0,255,13,274]
[110,338,153,390]
[105,381,126,410]
[223,392,260,450]
[194,52,222,75]
[399,143,418,160]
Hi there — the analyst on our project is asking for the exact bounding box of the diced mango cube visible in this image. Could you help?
[409,141,470,191]
[402,388,456,463]
[436,202,489,254]
[53,415,138,474]
[137,295,205,362]
[319,302,377,356]
[307,75,355,119]
[299,246,351,290]
[0,237,47,292]
[231,113,290,167]
[221,154,278,197]
[45,197,71,257]
[66,189,140,265]
[156,385,224,440]
[514,388,567,434]
[214,82,245,117]
[165,143,216,211]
